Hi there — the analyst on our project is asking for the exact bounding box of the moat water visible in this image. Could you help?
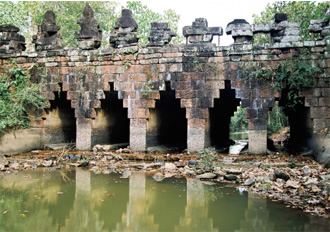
[0,169,329,232]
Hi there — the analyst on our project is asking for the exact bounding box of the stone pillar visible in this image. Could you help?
[130,119,147,151]
[248,119,267,154]
[187,119,210,152]
[76,118,92,150]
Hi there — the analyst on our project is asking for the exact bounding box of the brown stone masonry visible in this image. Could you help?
[0,9,329,164]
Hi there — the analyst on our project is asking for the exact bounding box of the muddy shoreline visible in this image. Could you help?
[0,149,329,218]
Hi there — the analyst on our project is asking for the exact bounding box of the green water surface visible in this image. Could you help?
[0,169,329,232]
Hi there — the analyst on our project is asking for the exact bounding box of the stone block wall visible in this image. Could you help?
[0,9,329,163]
[0,39,329,155]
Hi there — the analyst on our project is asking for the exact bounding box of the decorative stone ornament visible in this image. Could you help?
[147,22,176,47]
[252,13,301,43]
[226,19,253,43]
[0,24,26,53]
[110,9,139,48]
[308,7,330,39]
[183,18,223,44]
[76,4,102,50]
[32,10,62,51]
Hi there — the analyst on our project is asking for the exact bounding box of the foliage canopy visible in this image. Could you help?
[253,1,330,41]
[0,1,182,49]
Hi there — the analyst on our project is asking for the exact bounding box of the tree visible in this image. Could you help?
[1,1,183,48]
[37,1,118,48]
[230,106,248,132]
[0,1,118,49]
[125,1,184,46]
[253,1,330,41]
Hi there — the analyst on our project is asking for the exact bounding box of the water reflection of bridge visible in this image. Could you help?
[0,170,328,231]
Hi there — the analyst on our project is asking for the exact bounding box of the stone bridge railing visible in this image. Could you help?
[0,5,329,163]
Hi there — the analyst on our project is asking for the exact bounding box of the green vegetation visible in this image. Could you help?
[244,51,321,112]
[123,60,132,70]
[0,1,118,49]
[253,1,329,42]
[262,164,271,171]
[268,103,288,135]
[230,106,248,132]
[197,149,217,170]
[0,60,48,133]
[287,157,297,169]
[0,1,182,49]
[125,1,183,46]
[232,49,320,135]
[142,79,154,97]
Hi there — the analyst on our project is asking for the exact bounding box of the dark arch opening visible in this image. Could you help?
[278,94,313,153]
[44,88,76,144]
[147,82,187,152]
[92,83,129,146]
[209,80,241,151]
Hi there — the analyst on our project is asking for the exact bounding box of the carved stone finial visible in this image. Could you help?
[147,22,176,47]
[0,24,26,53]
[308,7,330,39]
[32,10,62,51]
[76,4,102,50]
[183,18,222,44]
[226,19,253,43]
[110,9,139,48]
[252,13,301,43]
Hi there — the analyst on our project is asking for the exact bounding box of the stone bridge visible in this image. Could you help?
[0,6,329,163]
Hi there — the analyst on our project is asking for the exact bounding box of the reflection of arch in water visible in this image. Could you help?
[147,176,186,231]
[61,169,104,231]
[237,192,274,232]
[114,172,159,231]
[175,179,218,232]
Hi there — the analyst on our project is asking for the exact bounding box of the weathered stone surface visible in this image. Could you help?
[224,174,238,181]
[274,169,290,181]
[164,162,177,171]
[76,118,92,150]
[226,19,253,43]
[0,24,26,53]
[148,22,176,47]
[253,12,303,43]
[285,180,300,189]
[153,172,165,182]
[308,20,323,33]
[252,23,271,33]
[274,13,288,23]
[183,18,222,44]
[188,160,197,167]
[110,9,139,48]
[248,130,267,154]
[224,168,242,174]
[196,173,217,179]
[76,4,102,49]
[303,177,318,186]
[0,154,9,166]
[243,178,255,186]
[309,8,329,39]
[33,10,62,51]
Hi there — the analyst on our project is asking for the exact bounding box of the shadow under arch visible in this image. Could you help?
[147,81,187,152]
[209,80,242,150]
[278,91,313,152]
[92,82,129,146]
[43,87,76,144]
